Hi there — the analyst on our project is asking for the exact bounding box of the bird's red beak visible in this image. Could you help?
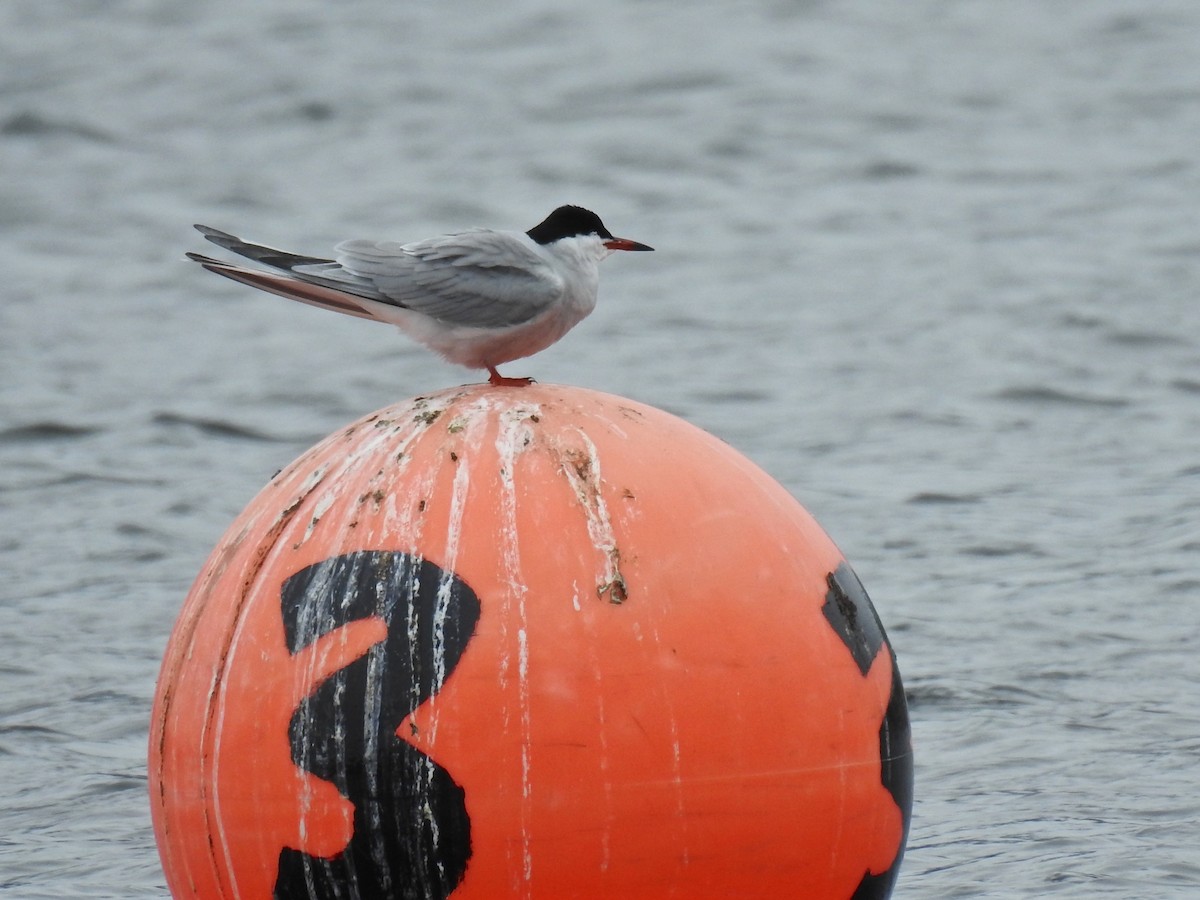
[603,237,654,252]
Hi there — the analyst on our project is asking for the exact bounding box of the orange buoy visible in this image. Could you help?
[149,384,911,899]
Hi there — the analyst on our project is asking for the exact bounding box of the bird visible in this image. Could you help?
[187,206,653,386]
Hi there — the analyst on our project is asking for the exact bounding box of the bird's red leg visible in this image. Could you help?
[487,366,535,387]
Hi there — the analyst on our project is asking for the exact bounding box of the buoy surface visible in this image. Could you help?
[149,383,912,899]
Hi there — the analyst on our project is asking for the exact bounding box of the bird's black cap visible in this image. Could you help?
[526,205,615,244]
[527,205,653,251]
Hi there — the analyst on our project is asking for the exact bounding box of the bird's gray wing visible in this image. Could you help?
[331,229,565,330]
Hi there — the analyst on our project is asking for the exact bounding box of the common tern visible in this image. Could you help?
[187,206,653,386]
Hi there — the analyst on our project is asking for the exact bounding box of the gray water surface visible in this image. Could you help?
[2,1,1199,896]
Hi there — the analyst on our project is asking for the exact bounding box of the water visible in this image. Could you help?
[2,0,1198,895]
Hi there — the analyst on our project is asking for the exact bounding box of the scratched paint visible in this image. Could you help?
[491,401,542,894]
[556,427,628,603]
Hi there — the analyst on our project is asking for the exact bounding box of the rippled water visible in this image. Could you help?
[2,0,1199,896]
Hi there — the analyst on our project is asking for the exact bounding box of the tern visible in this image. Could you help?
[187,206,653,386]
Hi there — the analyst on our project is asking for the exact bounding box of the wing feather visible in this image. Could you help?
[186,253,384,321]
[335,230,564,330]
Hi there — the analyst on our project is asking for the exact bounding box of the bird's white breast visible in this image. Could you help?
[389,233,608,369]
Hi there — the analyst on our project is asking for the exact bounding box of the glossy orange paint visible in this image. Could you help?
[149,383,909,899]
